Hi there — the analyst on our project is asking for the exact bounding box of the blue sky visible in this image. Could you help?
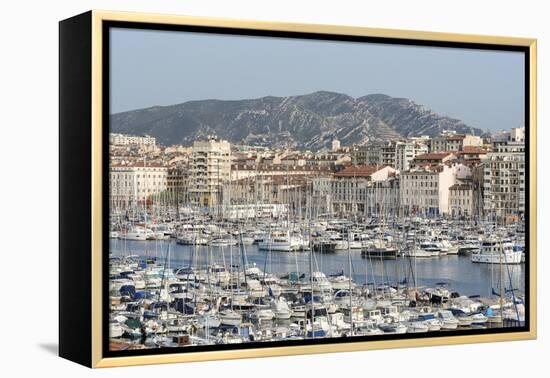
[110,28,525,132]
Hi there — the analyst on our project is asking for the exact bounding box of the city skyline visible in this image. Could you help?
[111,27,525,132]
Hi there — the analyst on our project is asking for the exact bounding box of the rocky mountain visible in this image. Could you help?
[110,91,483,150]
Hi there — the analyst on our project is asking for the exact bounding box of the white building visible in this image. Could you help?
[189,136,232,207]
[395,141,428,172]
[449,182,475,218]
[110,133,156,147]
[429,133,483,153]
[353,141,396,167]
[109,163,168,206]
[400,164,456,216]
[331,139,341,152]
[481,128,525,221]
[331,165,397,214]
[311,176,334,215]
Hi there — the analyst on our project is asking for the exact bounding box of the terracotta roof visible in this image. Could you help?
[231,164,334,172]
[413,152,454,161]
[110,162,166,168]
[460,146,487,154]
[231,175,310,186]
[334,164,386,178]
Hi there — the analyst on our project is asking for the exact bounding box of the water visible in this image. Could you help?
[110,239,525,298]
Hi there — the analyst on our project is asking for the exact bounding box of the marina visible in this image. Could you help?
[109,215,526,350]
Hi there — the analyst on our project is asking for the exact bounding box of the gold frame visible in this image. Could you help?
[90,10,537,368]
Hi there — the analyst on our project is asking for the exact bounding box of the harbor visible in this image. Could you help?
[109,216,526,350]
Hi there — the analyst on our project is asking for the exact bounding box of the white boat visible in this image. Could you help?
[309,272,333,292]
[110,320,124,338]
[405,320,429,333]
[436,310,459,329]
[258,231,304,252]
[329,273,354,291]
[419,242,441,257]
[168,282,192,300]
[378,322,407,334]
[120,227,148,241]
[270,298,292,319]
[333,290,353,306]
[333,240,349,250]
[239,236,255,245]
[251,308,275,321]
[349,240,363,249]
[305,318,331,337]
[198,314,221,329]
[406,243,434,258]
[219,309,242,326]
[208,264,230,284]
[211,237,238,247]
[416,313,441,331]
[471,313,489,325]
[244,279,266,298]
[471,239,522,264]
[435,238,458,255]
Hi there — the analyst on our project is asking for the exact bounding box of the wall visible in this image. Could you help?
[2,0,547,376]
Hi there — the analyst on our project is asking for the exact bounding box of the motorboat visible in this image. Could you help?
[471,239,522,264]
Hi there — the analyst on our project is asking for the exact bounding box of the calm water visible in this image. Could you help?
[110,239,525,297]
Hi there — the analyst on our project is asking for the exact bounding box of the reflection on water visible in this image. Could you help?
[109,239,525,297]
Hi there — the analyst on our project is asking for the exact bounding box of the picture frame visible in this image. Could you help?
[59,10,537,368]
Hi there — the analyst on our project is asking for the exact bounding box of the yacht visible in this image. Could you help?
[404,320,429,333]
[219,309,242,327]
[471,239,522,264]
[435,310,459,329]
[250,307,275,321]
[406,242,436,258]
[120,227,149,241]
[258,231,304,252]
[270,298,292,319]
[361,240,399,259]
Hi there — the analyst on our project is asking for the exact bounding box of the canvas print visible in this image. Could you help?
[107,27,528,352]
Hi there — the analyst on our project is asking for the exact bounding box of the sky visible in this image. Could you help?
[110,27,525,132]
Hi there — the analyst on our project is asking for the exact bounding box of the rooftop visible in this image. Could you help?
[334,164,386,178]
[414,152,454,161]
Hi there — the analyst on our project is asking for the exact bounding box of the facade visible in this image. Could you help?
[395,141,428,172]
[224,175,310,212]
[166,166,190,205]
[380,142,397,167]
[189,137,232,207]
[400,164,456,216]
[230,164,333,181]
[331,165,396,214]
[448,182,475,218]
[110,133,156,147]
[365,177,400,216]
[353,141,396,167]
[353,143,381,166]
[311,176,334,216]
[480,129,525,221]
[109,163,168,206]
[429,133,483,152]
